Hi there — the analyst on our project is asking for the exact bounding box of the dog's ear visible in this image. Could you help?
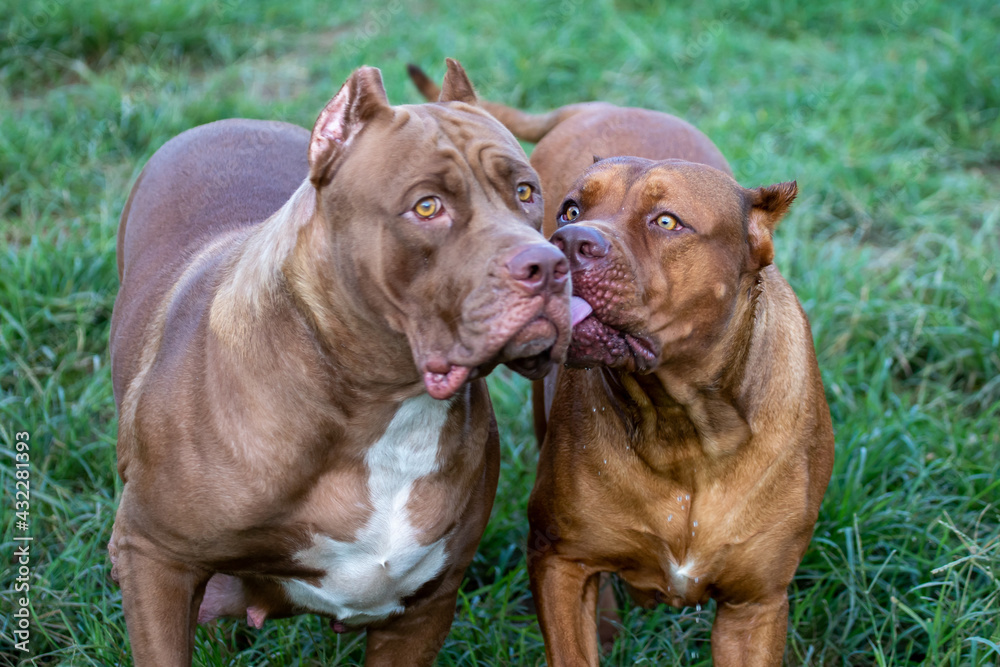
[438,58,478,105]
[593,155,604,164]
[746,180,796,269]
[309,66,390,187]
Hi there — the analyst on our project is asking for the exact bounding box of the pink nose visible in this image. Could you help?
[505,244,569,296]
[550,225,609,269]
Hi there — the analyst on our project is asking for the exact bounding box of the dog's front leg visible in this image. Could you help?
[529,554,602,667]
[711,594,789,666]
[363,575,464,667]
[115,538,210,667]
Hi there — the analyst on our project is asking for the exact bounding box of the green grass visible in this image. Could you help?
[1,0,998,664]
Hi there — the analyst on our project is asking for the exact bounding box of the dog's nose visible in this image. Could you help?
[550,225,609,269]
[506,244,569,295]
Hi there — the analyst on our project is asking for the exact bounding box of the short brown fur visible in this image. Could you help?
[109,62,571,666]
[531,158,834,666]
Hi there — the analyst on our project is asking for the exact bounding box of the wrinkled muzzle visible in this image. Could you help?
[413,240,572,399]
[550,223,660,373]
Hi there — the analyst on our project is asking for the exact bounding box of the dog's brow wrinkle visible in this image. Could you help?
[642,179,670,201]
[468,141,513,206]
[488,153,517,184]
[432,110,522,208]
[418,145,468,202]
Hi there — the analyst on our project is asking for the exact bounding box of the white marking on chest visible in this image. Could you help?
[668,558,699,596]
[283,394,452,624]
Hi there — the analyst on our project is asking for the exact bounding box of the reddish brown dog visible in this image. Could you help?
[409,67,834,665]
[533,158,834,665]
[108,60,570,666]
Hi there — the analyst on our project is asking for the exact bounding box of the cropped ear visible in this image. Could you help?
[309,66,390,187]
[592,155,604,163]
[438,58,478,105]
[746,180,797,269]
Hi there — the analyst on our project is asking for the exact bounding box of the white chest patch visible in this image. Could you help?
[668,558,699,596]
[283,394,452,624]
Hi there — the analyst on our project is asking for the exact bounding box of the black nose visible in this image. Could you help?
[550,225,609,269]
[505,243,569,296]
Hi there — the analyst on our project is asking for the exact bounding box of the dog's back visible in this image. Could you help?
[111,120,308,405]
[116,119,308,281]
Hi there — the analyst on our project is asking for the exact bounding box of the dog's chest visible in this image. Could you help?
[620,482,779,608]
[283,394,453,624]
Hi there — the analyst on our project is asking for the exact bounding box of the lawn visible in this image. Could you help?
[1,0,998,664]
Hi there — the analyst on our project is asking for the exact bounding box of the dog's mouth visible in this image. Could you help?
[418,312,567,398]
[567,295,659,373]
[411,254,573,399]
[570,296,594,328]
[422,363,473,400]
[500,304,590,379]
[499,316,560,380]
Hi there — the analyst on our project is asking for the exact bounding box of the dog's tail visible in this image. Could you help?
[407,63,445,103]
[406,63,588,144]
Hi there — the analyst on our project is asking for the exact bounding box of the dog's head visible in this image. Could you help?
[301,60,571,399]
[552,157,796,373]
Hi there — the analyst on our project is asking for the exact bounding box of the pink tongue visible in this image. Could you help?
[570,296,594,327]
[423,365,471,400]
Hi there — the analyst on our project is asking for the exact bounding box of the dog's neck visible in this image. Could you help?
[613,269,775,458]
[209,179,315,345]
[207,180,423,401]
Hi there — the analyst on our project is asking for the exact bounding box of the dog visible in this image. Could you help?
[107,59,571,666]
[528,157,835,665]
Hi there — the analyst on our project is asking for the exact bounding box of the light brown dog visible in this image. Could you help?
[108,60,571,666]
[530,157,835,665]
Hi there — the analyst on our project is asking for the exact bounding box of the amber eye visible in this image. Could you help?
[414,196,441,218]
[655,213,682,231]
[517,183,534,202]
[560,204,581,223]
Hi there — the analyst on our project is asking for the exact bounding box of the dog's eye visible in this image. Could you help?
[516,183,534,202]
[654,213,683,231]
[414,196,441,218]
[560,204,581,223]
